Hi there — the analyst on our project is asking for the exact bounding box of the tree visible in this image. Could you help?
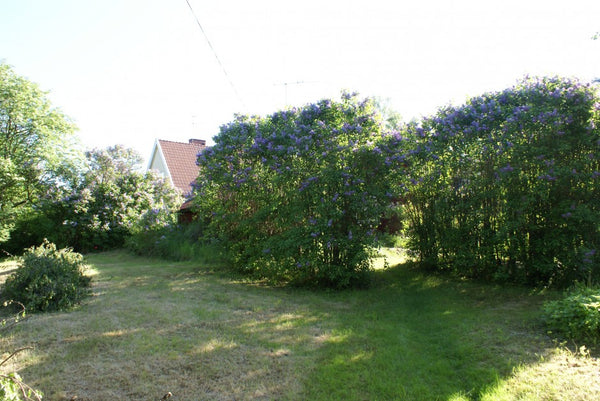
[0,63,82,243]
[373,97,403,131]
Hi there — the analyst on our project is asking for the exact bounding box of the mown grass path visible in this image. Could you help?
[1,251,598,400]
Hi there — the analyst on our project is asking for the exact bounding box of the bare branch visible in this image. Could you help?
[0,346,33,368]
[0,300,27,333]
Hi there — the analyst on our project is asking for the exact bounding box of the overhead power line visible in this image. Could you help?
[184,0,246,109]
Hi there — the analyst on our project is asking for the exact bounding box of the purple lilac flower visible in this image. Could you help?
[583,250,596,264]
[538,174,557,181]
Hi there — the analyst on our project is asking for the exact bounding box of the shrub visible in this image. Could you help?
[543,285,600,343]
[194,93,408,287]
[401,76,600,287]
[2,240,91,312]
[126,220,227,265]
[2,146,183,254]
[126,205,181,259]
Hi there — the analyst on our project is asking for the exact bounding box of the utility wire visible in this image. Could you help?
[184,0,246,109]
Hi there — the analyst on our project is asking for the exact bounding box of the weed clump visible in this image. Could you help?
[543,285,600,344]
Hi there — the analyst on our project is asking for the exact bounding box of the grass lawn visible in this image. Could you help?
[1,250,599,400]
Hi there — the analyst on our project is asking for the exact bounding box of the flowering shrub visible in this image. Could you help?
[401,77,600,286]
[194,94,407,287]
[57,147,182,252]
[3,146,182,253]
[125,205,180,257]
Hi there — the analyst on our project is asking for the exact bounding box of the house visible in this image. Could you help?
[148,138,207,222]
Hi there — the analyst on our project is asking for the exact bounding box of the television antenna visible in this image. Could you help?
[274,80,318,106]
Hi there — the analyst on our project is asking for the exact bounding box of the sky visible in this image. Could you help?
[1,0,599,163]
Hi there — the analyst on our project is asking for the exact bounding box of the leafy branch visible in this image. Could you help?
[0,347,42,401]
[0,302,42,400]
[0,300,27,333]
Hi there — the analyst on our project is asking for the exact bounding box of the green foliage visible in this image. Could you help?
[126,218,226,265]
[543,285,600,343]
[194,93,408,287]
[3,146,182,254]
[0,63,83,245]
[0,372,42,401]
[399,76,600,287]
[54,147,182,252]
[1,210,57,256]
[0,373,24,401]
[2,240,91,312]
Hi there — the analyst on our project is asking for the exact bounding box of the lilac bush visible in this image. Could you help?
[194,94,408,287]
[58,147,182,252]
[402,77,600,286]
[6,146,182,253]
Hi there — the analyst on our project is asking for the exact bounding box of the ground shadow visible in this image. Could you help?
[299,261,554,400]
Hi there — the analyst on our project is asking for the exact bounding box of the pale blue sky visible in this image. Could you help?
[1,0,599,161]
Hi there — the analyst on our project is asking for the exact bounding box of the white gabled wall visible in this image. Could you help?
[147,140,173,186]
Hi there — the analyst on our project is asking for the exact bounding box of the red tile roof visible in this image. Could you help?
[158,139,206,196]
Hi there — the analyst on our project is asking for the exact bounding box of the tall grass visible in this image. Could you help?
[126,222,229,265]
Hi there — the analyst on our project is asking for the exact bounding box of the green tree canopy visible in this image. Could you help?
[0,63,82,242]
